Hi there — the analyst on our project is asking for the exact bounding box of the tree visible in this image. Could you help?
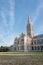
[0,46,10,52]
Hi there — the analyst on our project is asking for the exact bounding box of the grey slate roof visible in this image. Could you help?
[33,34,43,39]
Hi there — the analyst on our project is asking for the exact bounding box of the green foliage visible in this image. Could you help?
[0,46,10,52]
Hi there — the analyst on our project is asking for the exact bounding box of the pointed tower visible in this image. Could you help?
[27,16,34,38]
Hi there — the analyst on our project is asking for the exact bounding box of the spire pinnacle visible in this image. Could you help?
[28,16,31,23]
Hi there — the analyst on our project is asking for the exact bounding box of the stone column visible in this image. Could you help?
[19,45,20,51]
[39,46,41,51]
[33,42,34,50]
[36,39,38,51]
[24,43,27,51]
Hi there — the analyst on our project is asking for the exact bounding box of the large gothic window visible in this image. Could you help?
[21,39,24,41]
[34,41,36,44]
[40,39,43,44]
[20,46,24,50]
[14,47,16,50]
[31,42,33,45]
[18,47,19,50]
[35,46,36,50]
[37,46,40,50]
[41,46,43,50]
[37,39,43,44]
[32,47,34,50]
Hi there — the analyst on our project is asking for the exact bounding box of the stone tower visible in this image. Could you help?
[27,16,34,38]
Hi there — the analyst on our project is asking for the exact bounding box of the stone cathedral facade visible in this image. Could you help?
[10,16,43,52]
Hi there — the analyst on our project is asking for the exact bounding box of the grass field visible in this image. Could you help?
[0,52,43,56]
[0,52,43,65]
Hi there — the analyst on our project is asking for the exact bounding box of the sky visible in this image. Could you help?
[0,0,43,46]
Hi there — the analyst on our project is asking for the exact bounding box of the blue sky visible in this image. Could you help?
[0,0,43,46]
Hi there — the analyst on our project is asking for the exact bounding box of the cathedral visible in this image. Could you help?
[10,16,43,52]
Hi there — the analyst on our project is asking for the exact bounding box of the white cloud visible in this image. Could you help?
[1,11,7,27]
[0,0,15,46]
[36,23,43,35]
[32,1,43,35]
[32,2,43,24]
[0,32,19,46]
[9,0,15,30]
[1,0,15,31]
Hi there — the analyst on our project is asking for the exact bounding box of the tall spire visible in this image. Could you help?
[28,16,31,23]
[27,16,34,38]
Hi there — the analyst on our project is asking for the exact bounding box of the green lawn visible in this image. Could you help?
[0,52,43,56]
[0,52,43,65]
